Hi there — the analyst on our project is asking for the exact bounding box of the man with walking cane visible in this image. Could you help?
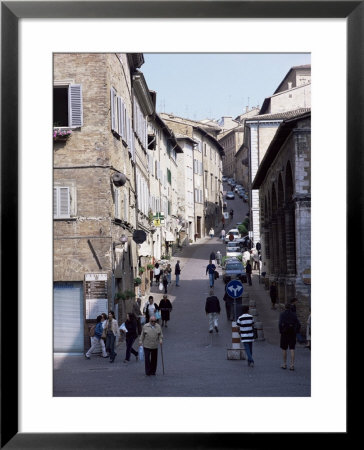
[139,315,163,376]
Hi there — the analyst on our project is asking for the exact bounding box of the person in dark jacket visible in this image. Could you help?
[279,304,301,370]
[175,260,181,286]
[159,294,173,327]
[270,281,278,309]
[205,289,221,333]
[162,271,169,294]
[223,292,235,321]
[122,313,139,363]
[206,260,216,287]
[246,261,252,285]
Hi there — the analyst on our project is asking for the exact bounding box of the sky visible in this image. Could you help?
[142,53,311,121]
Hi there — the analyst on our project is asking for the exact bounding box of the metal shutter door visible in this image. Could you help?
[54,282,84,353]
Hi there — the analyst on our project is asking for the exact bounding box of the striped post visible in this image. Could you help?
[227,321,245,360]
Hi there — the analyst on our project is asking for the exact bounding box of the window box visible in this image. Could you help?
[53,128,72,141]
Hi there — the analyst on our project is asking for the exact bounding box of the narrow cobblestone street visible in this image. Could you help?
[54,192,310,397]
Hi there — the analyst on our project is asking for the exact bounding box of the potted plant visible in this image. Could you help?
[147,263,154,270]
[133,277,142,286]
[138,267,146,275]
[53,128,72,141]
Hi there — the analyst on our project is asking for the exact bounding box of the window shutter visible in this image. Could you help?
[110,87,116,132]
[124,191,128,221]
[114,188,120,219]
[53,188,58,217]
[69,84,83,127]
[54,187,70,218]
[117,96,123,137]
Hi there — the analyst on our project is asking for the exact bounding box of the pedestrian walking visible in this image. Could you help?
[205,288,221,333]
[175,260,181,286]
[252,248,260,270]
[100,312,109,357]
[139,315,163,376]
[289,297,304,343]
[209,251,216,265]
[279,303,301,370]
[209,228,215,239]
[236,305,255,367]
[122,313,139,363]
[133,298,143,335]
[229,209,234,220]
[269,281,278,309]
[290,297,298,314]
[85,315,104,359]
[223,291,235,321]
[154,262,161,285]
[216,250,222,266]
[159,294,173,327]
[246,261,252,285]
[206,260,216,287]
[162,271,169,294]
[165,263,172,285]
[105,310,120,363]
[221,229,226,241]
[144,296,160,324]
[242,248,251,265]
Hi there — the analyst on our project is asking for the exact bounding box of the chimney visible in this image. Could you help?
[245,106,249,113]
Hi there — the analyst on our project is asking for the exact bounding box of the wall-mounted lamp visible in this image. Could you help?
[113,234,129,252]
[112,172,127,187]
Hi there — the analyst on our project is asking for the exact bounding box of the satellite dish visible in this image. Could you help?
[112,172,126,187]
[133,230,147,244]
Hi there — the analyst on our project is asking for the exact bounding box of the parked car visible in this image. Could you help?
[226,242,242,259]
[238,190,245,199]
[226,192,235,200]
[243,193,248,202]
[222,258,247,283]
[222,176,228,182]
[225,228,240,243]
[234,185,243,193]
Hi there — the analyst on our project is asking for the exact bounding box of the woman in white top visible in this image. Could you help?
[153,263,161,284]
[144,296,159,324]
[100,313,108,357]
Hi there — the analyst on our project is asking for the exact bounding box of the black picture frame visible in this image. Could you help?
[1,1,356,448]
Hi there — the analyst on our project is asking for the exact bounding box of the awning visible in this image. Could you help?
[165,231,175,242]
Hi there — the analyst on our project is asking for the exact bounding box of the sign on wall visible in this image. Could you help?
[153,212,165,227]
[85,273,108,319]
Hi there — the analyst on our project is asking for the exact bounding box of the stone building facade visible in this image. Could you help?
[245,108,311,245]
[160,113,224,238]
[53,53,149,354]
[252,111,311,331]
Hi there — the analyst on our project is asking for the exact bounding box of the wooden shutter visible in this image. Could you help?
[124,191,128,221]
[54,187,70,218]
[117,96,122,137]
[115,188,120,219]
[110,87,117,132]
[69,84,83,127]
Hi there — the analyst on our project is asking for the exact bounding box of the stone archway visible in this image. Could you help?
[285,161,296,275]
[277,174,287,274]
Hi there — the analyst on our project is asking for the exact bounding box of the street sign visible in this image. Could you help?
[226,279,244,298]
[153,212,165,227]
